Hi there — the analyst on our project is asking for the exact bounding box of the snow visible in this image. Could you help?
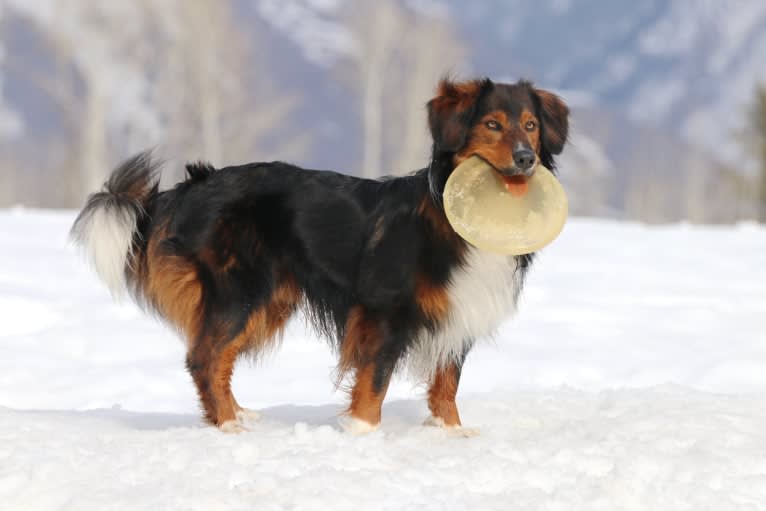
[1,208,766,509]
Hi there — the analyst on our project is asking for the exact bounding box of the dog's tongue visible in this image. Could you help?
[501,175,529,197]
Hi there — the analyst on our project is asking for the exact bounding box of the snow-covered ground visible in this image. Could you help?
[1,208,765,510]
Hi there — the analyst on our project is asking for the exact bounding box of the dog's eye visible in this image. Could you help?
[524,120,537,131]
[485,120,501,131]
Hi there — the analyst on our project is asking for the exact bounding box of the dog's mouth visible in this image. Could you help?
[473,156,532,197]
[499,174,529,197]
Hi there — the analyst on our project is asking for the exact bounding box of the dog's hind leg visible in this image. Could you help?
[186,332,248,432]
[134,244,244,427]
[231,394,261,424]
[186,314,280,432]
[188,277,299,432]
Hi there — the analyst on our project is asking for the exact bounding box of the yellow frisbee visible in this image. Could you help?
[443,156,568,255]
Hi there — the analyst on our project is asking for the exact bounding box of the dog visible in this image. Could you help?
[71,78,569,434]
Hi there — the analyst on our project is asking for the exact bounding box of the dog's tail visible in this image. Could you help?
[70,151,161,297]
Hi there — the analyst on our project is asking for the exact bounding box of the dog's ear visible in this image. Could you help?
[428,78,493,152]
[533,87,569,157]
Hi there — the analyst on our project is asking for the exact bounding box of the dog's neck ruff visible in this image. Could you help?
[407,246,522,380]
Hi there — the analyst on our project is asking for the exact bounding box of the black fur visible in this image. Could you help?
[140,162,439,344]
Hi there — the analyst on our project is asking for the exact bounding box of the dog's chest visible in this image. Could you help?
[408,248,523,380]
[445,248,522,342]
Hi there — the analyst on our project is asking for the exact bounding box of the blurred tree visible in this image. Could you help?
[556,123,613,218]
[339,1,406,178]
[392,16,466,172]
[338,0,466,177]
[715,164,756,222]
[1,0,308,206]
[748,84,766,222]
[145,0,310,176]
[0,148,16,206]
[619,122,756,223]
[623,130,675,223]
[3,2,156,204]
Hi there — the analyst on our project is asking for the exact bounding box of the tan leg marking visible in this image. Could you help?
[427,364,462,426]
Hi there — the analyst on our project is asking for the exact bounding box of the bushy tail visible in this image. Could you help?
[70,151,161,297]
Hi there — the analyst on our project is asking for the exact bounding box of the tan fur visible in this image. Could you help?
[520,109,541,152]
[206,336,248,425]
[427,364,461,426]
[338,305,381,377]
[199,277,300,425]
[141,229,203,342]
[347,364,390,425]
[415,275,450,323]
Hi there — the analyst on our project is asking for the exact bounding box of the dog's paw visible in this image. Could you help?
[338,415,380,435]
[423,416,480,437]
[423,415,446,428]
[236,408,262,424]
[446,426,480,438]
[219,420,251,434]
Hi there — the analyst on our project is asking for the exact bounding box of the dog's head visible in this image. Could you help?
[427,78,569,185]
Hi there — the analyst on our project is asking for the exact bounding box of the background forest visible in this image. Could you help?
[1,0,766,223]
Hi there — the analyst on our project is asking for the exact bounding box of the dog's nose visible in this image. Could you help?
[512,149,536,171]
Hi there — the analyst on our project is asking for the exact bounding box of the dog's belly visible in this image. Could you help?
[407,247,524,380]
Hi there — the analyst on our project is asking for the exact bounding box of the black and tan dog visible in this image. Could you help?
[71,78,569,434]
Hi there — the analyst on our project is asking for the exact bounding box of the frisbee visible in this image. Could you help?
[443,156,568,255]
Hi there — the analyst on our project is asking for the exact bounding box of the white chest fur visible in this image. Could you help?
[407,247,524,380]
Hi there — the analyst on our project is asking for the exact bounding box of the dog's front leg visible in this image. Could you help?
[425,355,479,437]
